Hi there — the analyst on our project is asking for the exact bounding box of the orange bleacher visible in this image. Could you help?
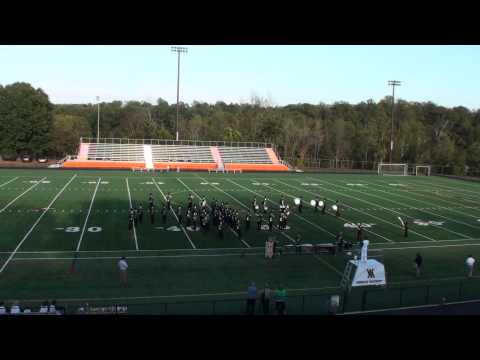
[62,139,290,172]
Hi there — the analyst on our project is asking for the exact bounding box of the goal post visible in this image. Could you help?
[415,165,431,176]
[377,163,408,176]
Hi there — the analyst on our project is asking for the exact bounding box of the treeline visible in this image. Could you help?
[1,82,480,174]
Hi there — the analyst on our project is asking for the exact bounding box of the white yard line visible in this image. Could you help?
[355,179,480,229]
[316,177,476,239]
[152,178,196,249]
[418,180,480,199]
[125,178,139,251]
[176,177,248,248]
[303,177,443,242]
[0,174,77,274]
[268,179,394,243]
[193,174,252,248]
[0,177,19,188]
[227,178,336,238]
[375,179,480,220]
[0,177,48,213]
[75,178,101,252]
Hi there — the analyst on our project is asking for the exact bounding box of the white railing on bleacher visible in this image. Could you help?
[80,137,275,149]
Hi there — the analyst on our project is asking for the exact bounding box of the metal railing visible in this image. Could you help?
[80,137,276,149]
[4,277,480,315]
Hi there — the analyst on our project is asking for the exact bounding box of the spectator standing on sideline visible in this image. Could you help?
[466,255,476,278]
[414,253,423,277]
[246,282,257,315]
[118,257,129,284]
[275,285,287,315]
[260,284,272,314]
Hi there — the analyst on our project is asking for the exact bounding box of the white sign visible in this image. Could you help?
[344,223,375,228]
[351,259,386,287]
[414,220,445,226]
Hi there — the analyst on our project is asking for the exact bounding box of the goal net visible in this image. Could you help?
[415,165,431,176]
[377,163,408,176]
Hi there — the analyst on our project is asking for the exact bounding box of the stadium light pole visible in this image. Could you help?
[171,46,188,141]
[96,96,100,143]
[388,80,401,163]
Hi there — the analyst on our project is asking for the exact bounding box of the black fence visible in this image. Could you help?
[3,278,480,315]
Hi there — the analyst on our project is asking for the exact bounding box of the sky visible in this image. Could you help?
[0,45,479,110]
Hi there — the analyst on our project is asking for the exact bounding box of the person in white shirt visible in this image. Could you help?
[118,257,128,284]
[0,302,6,315]
[466,255,476,278]
[10,303,21,315]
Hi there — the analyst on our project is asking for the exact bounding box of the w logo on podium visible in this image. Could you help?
[367,268,375,278]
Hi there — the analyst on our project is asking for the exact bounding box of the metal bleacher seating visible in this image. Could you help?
[151,145,214,163]
[87,143,145,162]
[219,147,273,164]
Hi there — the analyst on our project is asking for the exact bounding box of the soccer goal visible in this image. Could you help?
[377,163,408,176]
[415,165,431,176]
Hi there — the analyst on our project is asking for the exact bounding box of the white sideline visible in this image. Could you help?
[152,178,196,249]
[0,174,77,274]
[0,177,48,213]
[0,177,19,188]
[76,178,101,252]
[193,174,252,248]
[125,178,139,251]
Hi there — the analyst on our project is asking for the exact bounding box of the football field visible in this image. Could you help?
[1,169,480,314]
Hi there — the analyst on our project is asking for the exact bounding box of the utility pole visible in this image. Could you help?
[96,96,100,143]
[388,80,401,163]
[171,46,188,141]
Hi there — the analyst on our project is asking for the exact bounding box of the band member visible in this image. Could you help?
[404,219,409,237]
[321,198,327,214]
[133,207,138,226]
[148,204,155,224]
[177,205,183,224]
[137,205,144,224]
[218,221,224,239]
[298,197,303,213]
[356,223,364,243]
[269,213,274,231]
[128,210,134,230]
[148,193,154,208]
[314,197,320,212]
[262,197,268,214]
[187,194,193,210]
[245,211,251,231]
[257,215,263,231]
[161,205,167,224]
[335,201,340,217]
[166,192,172,210]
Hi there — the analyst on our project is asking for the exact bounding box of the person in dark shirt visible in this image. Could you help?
[148,193,154,207]
[161,205,167,224]
[269,213,274,231]
[404,219,409,237]
[414,253,423,277]
[166,192,172,210]
[245,212,251,231]
[149,204,155,224]
[257,215,262,231]
[177,206,183,224]
[133,208,138,226]
[137,205,144,225]
[356,224,364,243]
[321,199,327,214]
[218,221,224,239]
[128,211,134,231]
[298,197,303,213]
[335,201,340,217]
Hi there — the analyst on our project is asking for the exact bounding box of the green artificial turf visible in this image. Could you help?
[1,169,480,314]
